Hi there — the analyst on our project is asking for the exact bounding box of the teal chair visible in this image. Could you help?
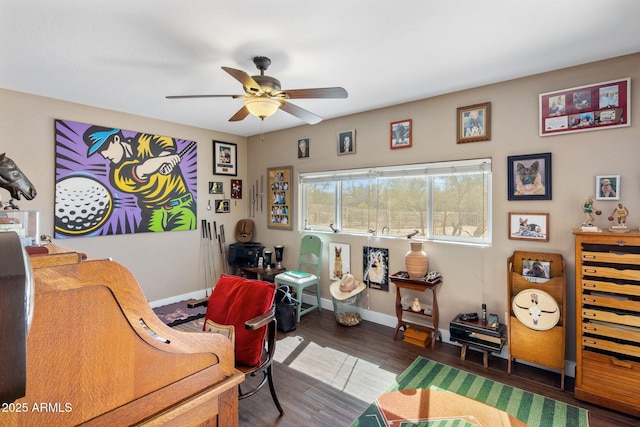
[274,235,323,323]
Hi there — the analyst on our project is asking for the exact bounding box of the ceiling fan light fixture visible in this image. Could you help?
[244,97,280,119]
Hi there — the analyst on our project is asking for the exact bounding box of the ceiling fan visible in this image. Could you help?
[166,56,348,124]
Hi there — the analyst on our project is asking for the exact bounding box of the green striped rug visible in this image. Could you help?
[351,357,589,427]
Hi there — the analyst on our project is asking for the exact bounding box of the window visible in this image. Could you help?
[300,158,491,244]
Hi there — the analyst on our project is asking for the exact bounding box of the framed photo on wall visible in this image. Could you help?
[267,166,293,230]
[539,78,630,136]
[337,129,356,155]
[390,119,412,149]
[507,152,552,201]
[231,179,242,199]
[213,140,237,176]
[457,102,491,143]
[208,182,223,194]
[595,175,620,200]
[329,243,351,280]
[215,199,230,213]
[363,246,389,292]
[508,212,549,242]
[297,137,310,158]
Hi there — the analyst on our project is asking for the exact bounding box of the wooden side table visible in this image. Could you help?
[240,266,286,282]
[390,272,441,351]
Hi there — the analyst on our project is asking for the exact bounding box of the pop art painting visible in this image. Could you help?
[54,119,197,238]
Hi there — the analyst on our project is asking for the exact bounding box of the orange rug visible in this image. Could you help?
[375,387,527,427]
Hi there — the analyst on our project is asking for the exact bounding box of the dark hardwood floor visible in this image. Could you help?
[237,310,639,427]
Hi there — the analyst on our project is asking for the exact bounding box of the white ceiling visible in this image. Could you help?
[2,1,639,137]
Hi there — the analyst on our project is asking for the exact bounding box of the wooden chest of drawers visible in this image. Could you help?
[574,230,640,417]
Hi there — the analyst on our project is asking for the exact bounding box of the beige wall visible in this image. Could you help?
[1,53,638,363]
[0,89,247,302]
[247,53,640,362]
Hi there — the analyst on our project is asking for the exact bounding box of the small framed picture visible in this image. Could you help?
[363,246,389,292]
[507,152,552,201]
[215,199,230,213]
[508,212,549,242]
[457,102,491,143]
[338,129,356,155]
[329,243,351,281]
[390,119,412,149]
[213,140,237,176]
[231,179,242,199]
[208,182,223,194]
[595,175,620,200]
[267,166,293,230]
[297,137,310,158]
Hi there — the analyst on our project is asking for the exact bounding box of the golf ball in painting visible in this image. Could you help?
[55,176,113,235]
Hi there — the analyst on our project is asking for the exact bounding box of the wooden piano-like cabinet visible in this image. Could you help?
[1,245,243,426]
[574,230,640,417]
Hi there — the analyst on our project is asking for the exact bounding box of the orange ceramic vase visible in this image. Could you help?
[405,241,428,279]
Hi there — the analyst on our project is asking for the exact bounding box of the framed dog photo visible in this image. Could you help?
[457,102,491,143]
[329,243,351,281]
[508,212,549,242]
[363,246,389,292]
[507,152,552,201]
[595,175,620,200]
[390,119,412,149]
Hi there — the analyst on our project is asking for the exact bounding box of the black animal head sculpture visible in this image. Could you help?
[0,153,37,208]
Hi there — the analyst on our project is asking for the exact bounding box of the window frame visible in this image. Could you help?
[299,158,492,245]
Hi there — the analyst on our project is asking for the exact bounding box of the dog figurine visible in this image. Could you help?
[333,246,343,279]
[515,161,545,195]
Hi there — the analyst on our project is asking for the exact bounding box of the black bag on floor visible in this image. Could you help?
[275,285,298,333]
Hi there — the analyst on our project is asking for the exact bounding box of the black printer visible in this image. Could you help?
[228,242,264,268]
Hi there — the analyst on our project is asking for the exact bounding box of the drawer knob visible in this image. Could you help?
[583,298,596,303]
[583,312,596,317]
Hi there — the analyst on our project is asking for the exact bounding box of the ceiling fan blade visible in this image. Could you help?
[221,66,263,94]
[229,105,250,122]
[279,87,348,99]
[166,94,244,99]
[280,101,323,125]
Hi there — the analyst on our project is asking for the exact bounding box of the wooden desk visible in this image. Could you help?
[1,245,243,426]
[390,272,441,351]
